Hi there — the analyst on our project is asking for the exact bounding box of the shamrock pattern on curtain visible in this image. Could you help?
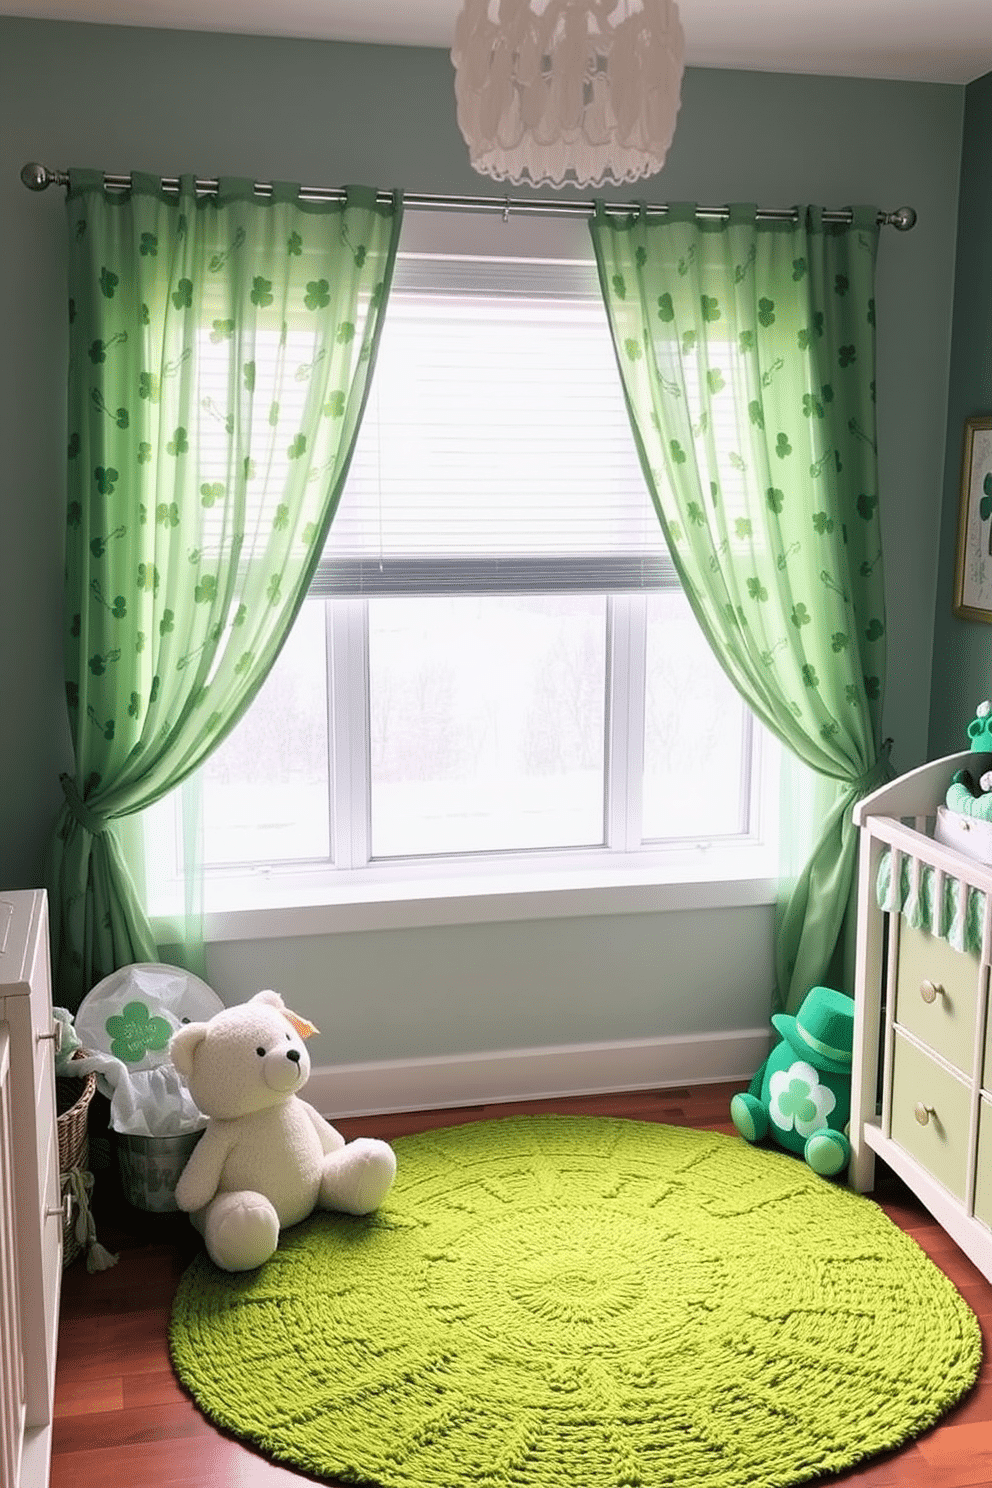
[46,171,403,1008]
[589,203,891,1013]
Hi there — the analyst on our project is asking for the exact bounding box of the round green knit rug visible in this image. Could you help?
[169,1116,981,1488]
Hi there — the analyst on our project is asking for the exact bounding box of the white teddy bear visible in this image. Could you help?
[169,990,397,1272]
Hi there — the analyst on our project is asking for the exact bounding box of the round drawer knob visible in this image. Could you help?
[914,1102,937,1126]
[919,980,944,1005]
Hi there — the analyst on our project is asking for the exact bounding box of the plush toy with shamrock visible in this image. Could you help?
[730,985,855,1177]
[944,698,992,821]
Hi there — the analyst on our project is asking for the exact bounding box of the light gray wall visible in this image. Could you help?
[929,70,992,758]
[206,906,775,1067]
[0,17,966,1061]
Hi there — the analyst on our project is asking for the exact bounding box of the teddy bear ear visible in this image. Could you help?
[252,989,286,1011]
[253,988,319,1039]
[169,1022,208,1079]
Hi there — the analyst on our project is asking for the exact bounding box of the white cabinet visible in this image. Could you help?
[850,750,992,1284]
[0,889,61,1488]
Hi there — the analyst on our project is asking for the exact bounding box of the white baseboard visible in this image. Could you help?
[308,1028,771,1120]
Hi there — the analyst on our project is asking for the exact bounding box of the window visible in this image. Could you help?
[143,212,777,924]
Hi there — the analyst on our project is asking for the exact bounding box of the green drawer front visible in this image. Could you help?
[894,922,979,1076]
[890,1032,972,1201]
[977,1099,992,1233]
[985,995,992,1095]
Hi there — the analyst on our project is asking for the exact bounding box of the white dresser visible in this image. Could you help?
[849,750,992,1284]
[0,889,62,1488]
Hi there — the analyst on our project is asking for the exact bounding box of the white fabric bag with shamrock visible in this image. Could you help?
[73,963,223,1136]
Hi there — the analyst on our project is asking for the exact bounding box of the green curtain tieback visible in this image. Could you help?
[60,774,109,836]
[850,739,894,798]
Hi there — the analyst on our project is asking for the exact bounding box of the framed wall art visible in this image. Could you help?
[953,414,992,623]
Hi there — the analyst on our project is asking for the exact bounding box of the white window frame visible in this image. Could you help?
[145,606,780,944]
[143,211,782,944]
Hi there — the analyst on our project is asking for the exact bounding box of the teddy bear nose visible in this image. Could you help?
[286,1049,301,1065]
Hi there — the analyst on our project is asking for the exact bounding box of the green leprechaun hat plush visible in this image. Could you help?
[730,985,855,1177]
[945,699,992,822]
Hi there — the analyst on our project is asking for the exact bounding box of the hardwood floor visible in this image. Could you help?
[51,1084,992,1488]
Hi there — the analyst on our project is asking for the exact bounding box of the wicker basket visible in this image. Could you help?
[56,1054,96,1266]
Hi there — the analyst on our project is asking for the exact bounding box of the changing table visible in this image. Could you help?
[850,748,992,1283]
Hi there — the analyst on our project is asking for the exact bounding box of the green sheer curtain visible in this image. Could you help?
[589,203,892,1013]
[46,171,403,1009]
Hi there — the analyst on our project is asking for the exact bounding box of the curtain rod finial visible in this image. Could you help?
[21,162,52,191]
[887,206,917,232]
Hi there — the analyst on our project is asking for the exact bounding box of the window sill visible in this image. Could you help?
[150,845,779,944]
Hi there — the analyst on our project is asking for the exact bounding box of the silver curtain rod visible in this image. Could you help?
[20,163,918,231]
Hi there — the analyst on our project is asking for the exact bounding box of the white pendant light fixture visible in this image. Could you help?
[451,0,685,189]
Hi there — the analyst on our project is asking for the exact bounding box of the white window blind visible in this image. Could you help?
[315,247,677,596]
